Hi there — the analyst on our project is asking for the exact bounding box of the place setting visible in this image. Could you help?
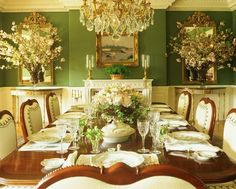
[165,130,221,162]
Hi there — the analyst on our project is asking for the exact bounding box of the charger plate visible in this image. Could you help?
[92,151,144,168]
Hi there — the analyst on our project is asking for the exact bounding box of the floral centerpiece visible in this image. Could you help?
[0,12,64,84]
[91,84,149,125]
[170,19,236,83]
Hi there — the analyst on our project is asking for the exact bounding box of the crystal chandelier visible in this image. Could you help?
[79,0,154,40]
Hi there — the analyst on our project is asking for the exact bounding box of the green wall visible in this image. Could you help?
[2,12,69,86]
[167,11,234,85]
[0,13,3,87]
[68,10,167,86]
[1,10,235,86]
[233,10,236,84]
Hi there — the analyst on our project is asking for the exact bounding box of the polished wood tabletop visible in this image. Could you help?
[0,130,236,186]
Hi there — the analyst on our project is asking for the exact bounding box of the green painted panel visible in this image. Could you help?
[68,9,167,86]
[233,11,236,84]
[0,13,3,86]
[2,12,69,86]
[1,10,235,87]
[167,11,234,85]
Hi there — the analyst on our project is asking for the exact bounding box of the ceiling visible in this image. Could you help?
[0,0,235,12]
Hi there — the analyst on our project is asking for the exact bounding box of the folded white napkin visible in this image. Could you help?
[62,151,78,168]
[165,141,221,152]
[76,154,159,167]
[168,120,189,126]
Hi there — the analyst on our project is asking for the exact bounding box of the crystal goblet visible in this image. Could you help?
[56,124,68,154]
[137,119,150,153]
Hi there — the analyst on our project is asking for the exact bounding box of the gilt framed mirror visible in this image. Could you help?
[180,12,217,84]
[17,12,54,85]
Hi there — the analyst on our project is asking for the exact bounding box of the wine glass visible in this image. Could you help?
[68,119,80,151]
[137,119,150,153]
[148,110,160,125]
[149,122,161,154]
[56,124,68,154]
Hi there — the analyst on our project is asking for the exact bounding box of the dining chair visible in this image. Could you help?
[194,97,216,140]
[20,99,43,143]
[207,109,236,189]
[46,92,61,124]
[36,163,206,189]
[223,108,236,162]
[177,90,192,121]
[0,110,17,160]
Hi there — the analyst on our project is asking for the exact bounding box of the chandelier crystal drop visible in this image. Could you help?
[80,0,154,40]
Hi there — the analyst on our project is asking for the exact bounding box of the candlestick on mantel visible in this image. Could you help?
[86,54,94,79]
[141,54,150,80]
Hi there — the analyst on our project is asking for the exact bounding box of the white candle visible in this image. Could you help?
[86,54,94,69]
[86,54,89,69]
[141,54,145,68]
[146,55,150,68]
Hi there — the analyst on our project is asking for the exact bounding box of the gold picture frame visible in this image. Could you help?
[18,12,54,85]
[180,12,217,84]
[96,34,139,67]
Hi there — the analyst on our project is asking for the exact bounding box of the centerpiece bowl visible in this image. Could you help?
[102,120,135,143]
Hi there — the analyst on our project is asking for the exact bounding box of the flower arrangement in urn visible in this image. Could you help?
[0,12,64,84]
[169,12,236,83]
[92,84,149,125]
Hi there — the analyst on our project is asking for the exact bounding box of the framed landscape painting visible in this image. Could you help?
[96,34,138,67]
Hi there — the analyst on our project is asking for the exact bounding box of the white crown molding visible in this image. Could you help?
[228,0,236,11]
[0,0,234,12]
[151,0,176,9]
[167,0,231,11]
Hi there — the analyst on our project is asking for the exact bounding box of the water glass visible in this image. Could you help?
[148,110,160,125]
[68,119,80,151]
[56,124,68,154]
[149,122,161,154]
[137,119,150,153]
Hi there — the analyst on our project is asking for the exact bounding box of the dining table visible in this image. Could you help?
[0,107,236,186]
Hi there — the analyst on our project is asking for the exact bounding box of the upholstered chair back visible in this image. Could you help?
[36,163,205,189]
[0,110,17,160]
[223,109,236,163]
[20,99,43,143]
[177,90,192,121]
[46,92,61,124]
[194,97,216,140]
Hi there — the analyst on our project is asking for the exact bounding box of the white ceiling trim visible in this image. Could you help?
[0,0,234,12]
[167,0,230,11]
[228,0,236,11]
[151,0,176,9]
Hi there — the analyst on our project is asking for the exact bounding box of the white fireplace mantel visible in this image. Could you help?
[84,79,153,105]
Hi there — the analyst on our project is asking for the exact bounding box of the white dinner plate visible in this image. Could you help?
[92,151,144,168]
[151,104,169,108]
[169,131,210,142]
[160,114,184,120]
[154,107,173,112]
[28,133,60,144]
[41,158,65,169]
[56,112,86,119]
[193,151,217,161]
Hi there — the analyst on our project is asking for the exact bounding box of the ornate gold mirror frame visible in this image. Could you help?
[180,12,217,84]
[18,12,54,85]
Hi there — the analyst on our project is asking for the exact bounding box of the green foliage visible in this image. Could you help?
[85,126,103,141]
[105,64,129,75]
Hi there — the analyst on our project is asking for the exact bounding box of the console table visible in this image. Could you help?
[11,87,63,126]
[84,79,153,105]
